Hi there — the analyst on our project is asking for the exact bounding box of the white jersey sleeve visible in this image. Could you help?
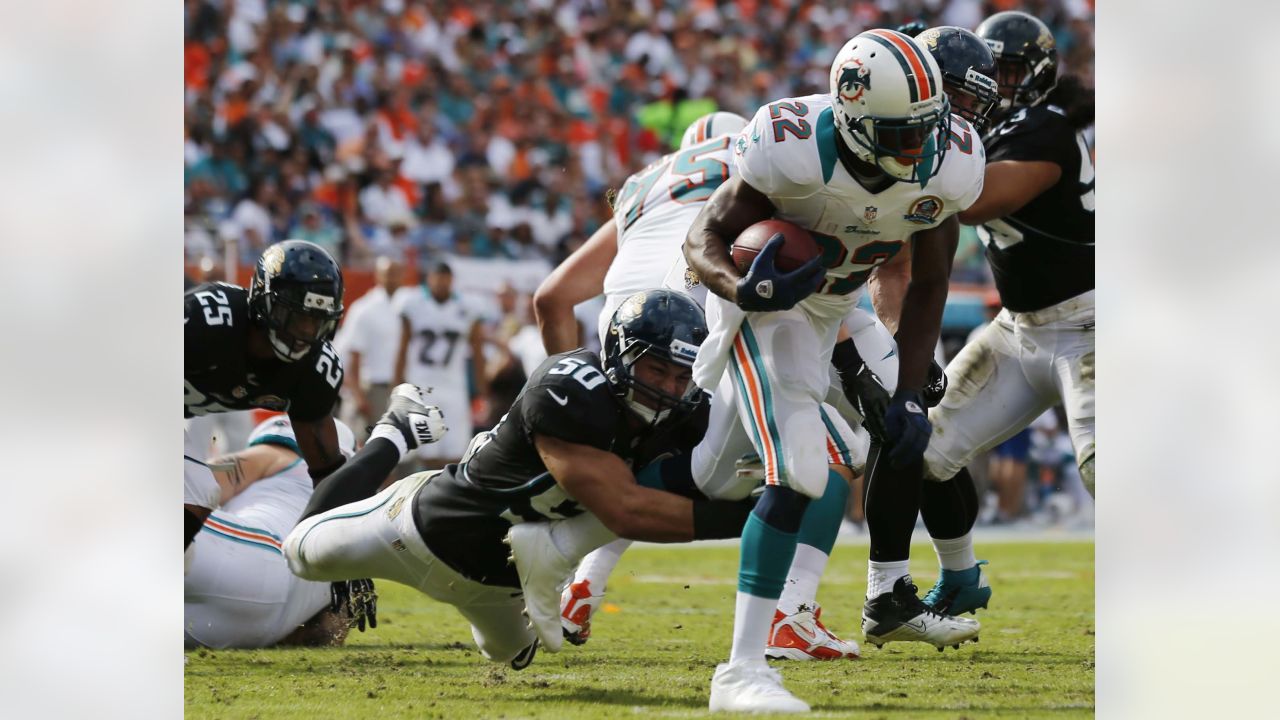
[930,115,986,213]
[732,95,830,200]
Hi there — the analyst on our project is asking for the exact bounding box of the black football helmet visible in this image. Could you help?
[975,11,1058,113]
[915,26,1000,132]
[602,289,708,425]
[248,240,345,362]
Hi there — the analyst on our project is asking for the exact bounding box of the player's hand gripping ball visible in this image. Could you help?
[732,220,825,312]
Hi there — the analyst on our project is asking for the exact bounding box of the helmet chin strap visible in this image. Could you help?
[623,387,670,425]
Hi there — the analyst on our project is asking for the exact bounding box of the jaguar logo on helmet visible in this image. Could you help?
[684,267,702,290]
[836,59,871,102]
[904,196,944,224]
[918,28,941,49]
[1036,30,1056,51]
[261,244,285,276]
[620,292,647,322]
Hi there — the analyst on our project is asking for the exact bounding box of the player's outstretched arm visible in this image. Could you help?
[294,413,347,484]
[206,443,297,506]
[534,218,618,355]
[536,433,697,542]
[957,160,1061,225]
[867,248,912,335]
[683,176,776,304]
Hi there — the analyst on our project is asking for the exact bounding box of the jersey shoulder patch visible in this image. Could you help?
[522,352,618,451]
[734,94,831,198]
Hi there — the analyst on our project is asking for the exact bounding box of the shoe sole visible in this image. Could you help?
[765,647,859,661]
[864,633,981,651]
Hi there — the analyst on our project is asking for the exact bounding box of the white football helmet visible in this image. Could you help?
[248,415,357,458]
[679,111,749,149]
[829,29,951,187]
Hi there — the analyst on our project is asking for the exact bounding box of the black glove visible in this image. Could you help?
[331,578,378,632]
[831,338,890,441]
[896,20,928,37]
[922,359,948,408]
[884,388,931,469]
[735,233,826,312]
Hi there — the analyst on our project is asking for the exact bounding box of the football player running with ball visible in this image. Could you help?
[685,29,987,712]
[284,291,760,669]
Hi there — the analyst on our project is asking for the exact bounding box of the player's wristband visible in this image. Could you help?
[369,423,409,459]
[692,498,756,540]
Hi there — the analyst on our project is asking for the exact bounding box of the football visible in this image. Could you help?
[731,219,822,274]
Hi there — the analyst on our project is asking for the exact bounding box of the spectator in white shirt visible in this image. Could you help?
[401,112,455,188]
[358,165,412,227]
[231,178,276,263]
[339,256,405,440]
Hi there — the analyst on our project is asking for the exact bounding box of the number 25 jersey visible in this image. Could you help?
[184,282,343,421]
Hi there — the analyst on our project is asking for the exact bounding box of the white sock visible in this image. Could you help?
[931,532,977,571]
[368,424,408,459]
[777,544,829,615]
[547,512,618,563]
[573,538,633,593]
[867,560,910,599]
[729,592,777,665]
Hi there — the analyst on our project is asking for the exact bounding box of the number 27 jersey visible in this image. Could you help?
[394,288,476,392]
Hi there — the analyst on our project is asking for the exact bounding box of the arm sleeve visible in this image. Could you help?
[521,377,617,452]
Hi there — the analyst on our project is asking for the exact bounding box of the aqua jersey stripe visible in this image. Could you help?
[739,323,787,484]
[818,407,853,466]
[817,107,838,184]
[201,525,283,555]
[249,434,302,455]
[207,514,283,542]
[864,34,919,103]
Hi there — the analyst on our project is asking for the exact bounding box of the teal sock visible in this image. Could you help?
[796,469,851,555]
[738,512,799,598]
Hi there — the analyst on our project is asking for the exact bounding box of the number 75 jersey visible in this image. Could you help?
[735,94,986,311]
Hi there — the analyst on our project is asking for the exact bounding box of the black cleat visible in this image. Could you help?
[862,575,981,650]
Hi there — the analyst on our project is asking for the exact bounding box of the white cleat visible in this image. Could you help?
[504,522,574,653]
[862,575,981,651]
[560,579,605,646]
[766,604,860,660]
[709,660,811,713]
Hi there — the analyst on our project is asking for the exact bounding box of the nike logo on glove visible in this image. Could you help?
[547,389,569,406]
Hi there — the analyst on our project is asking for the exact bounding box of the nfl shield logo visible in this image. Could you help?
[864,206,878,223]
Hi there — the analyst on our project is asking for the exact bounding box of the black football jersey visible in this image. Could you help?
[978,104,1095,312]
[412,349,709,587]
[184,282,343,422]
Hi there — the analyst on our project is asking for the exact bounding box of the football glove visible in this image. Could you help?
[735,233,826,312]
[884,389,931,469]
[331,578,378,632]
[831,338,890,441]
[922,360,948,408]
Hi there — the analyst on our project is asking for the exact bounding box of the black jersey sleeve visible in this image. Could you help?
[986,107,1077,168]
[521,364,619,452]
[286,341,345,422]
[184,283,246,375]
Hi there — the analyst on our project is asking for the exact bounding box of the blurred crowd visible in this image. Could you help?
[185,0,1093,271]
[185,0,1094,528]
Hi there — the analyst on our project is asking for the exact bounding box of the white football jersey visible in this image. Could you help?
[598,135,734,342]
[733,93,986,319]
[396,288,477,392]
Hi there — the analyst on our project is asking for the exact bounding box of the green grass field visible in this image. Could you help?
[185,539,1093,719]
